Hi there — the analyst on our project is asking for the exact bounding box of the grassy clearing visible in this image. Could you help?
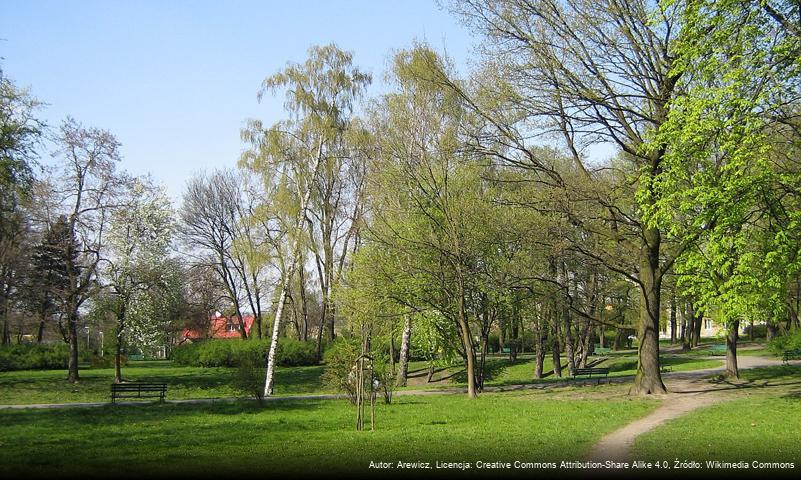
[0,361,328,405]
[0,391,657,476]
[440,355,723,389]
[633,365,801,463]
[0,349,727,405]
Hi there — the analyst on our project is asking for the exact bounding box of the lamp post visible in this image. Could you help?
[99,331,104,357]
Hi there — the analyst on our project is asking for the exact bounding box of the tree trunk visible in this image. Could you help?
[114,337,123,384]
[1,293,10,346]
[767,322,779,342]
[562,307,576,376]
[461,323,477,398]
[693,309,703,348]
[726,320,740,379]
[599,325,606,349]
[67,310,80,383]
[578,320,593,368]
[669,292,677,344]
[510,315,519,362]
[114,305,126,383]
[613,328,625,351]
[315,309,326,362]
[298,265,309,341]
[551,318,562,378]
[264,287,288,397]
[498,316,506,355]
[478,332,488,391]
[264,143,323,397]
[534,324,545,379]
[632,229,667,395]
[37,320,46,343]
[396,316,411,387]
[680,303,691,351]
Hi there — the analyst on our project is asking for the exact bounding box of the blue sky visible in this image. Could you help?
[1,0,476,200]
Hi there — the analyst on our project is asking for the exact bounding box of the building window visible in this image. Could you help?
[227,322,239,332]
[704,318,711,330]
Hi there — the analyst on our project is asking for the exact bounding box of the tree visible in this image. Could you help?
[102,177,174,382]
[0,67,43,345]
[359,45,495,397]
[240,44,371,396]
[27,217,72,343]
[51,117,122,383]
[179,169,264,338]
[649,0,801,378]
[446,0,687,394]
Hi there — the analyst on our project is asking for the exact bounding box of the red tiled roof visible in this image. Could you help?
[181,314,255,340]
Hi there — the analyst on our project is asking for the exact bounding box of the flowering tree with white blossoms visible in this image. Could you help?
[102,176,174,383]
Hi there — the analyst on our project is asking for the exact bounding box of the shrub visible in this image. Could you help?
[0,344,70,371]
[768,329,801,355]
[322,338,361,404]
[322,337,396,405]
[171,338,319,368]
[276,337,317,366]
[232,349,265,403]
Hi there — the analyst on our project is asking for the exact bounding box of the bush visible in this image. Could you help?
[768,329,801,355]
[322,338,396,405]
[276,337,317,366]
[322,338,361,404]
[171,338,319,368]
[0,344,70,371]
[232,349,265,403]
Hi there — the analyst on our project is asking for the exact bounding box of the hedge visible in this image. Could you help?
[0,344,71,371]
[171,338,318,367]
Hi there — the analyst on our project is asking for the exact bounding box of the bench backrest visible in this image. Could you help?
[574,368,609,375]
[111,383,167,391]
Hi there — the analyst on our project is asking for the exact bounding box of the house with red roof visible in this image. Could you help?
[179,313,255,343]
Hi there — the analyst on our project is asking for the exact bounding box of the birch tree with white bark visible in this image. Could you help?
[240,43,371,397]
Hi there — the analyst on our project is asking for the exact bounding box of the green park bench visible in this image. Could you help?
[571,367,609,385]
[127,354,145,361]
[782,349,801,365]
[111,382,167,404]
[709,344,727,355]
[594,347,611,355]
[501,347,511,354]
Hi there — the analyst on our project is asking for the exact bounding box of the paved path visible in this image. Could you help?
[585,355,791,462]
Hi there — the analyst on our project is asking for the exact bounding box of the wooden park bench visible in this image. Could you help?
[782,349,801,365]
[571,367,609,385]
[111,382,167,404]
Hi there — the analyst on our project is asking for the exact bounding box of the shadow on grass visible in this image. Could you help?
[672,365,801,395]
[451,357,516,385]
[0,397,328,429]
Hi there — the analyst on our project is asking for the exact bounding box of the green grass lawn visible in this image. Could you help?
[439,355,724,389]
[633,365,801,464]
[0,349,729,405]
[0,391,657,476]
[0,360,328,405]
